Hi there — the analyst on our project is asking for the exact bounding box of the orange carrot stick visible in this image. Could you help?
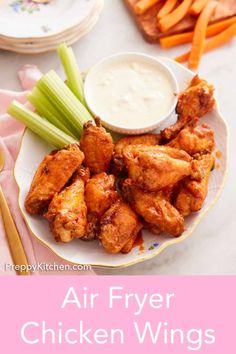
[175,23,236,62]
[135,0,162,15]
[188,0,217,70]
[175,52,191,62]
[157,0,178,20]
[189,0,209,16]
[160,16,236,48]
[158,0,193,32]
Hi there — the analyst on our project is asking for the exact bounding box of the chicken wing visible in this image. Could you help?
[100,199,142,254]
[174,154,215,216]
[44,167,89,243]
[25,144,84,215]
[83,173,118,240]
[80,117,114,174]
[123,144,198,192]
[167,123,215,156]
[112,133,161,176]
[121,179,184,237]
[161,76,215,140]
[121,232,140,254]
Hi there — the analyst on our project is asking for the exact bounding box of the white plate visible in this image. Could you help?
[0,5,103,53]
[0,0,100,38]
[14,57,228,268]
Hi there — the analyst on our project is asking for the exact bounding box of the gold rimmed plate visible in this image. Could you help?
[14,58,228,268]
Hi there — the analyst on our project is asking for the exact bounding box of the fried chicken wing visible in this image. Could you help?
[121,233,139,254]
[167,124,215,156]
[174,154,215,216]
[25,144,84,215]
[83,173,118,240]
[121,179,184,237]
[123,145,196,192]
[161,76,215,140]
[100,199,142,254]
[112,133,161,176]
[80,118,114,174]
[85,173,118,216]
[44,167,89,243]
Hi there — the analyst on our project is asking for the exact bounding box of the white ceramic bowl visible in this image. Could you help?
[84,52,179,134]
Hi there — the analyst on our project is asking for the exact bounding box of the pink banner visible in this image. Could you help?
[0,276,235,353]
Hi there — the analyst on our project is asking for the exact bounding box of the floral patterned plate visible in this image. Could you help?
[0,1,103,53]
[0,0,100,38]
[14,57,228,268]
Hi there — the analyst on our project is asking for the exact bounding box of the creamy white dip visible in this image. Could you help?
[85,57,176,130]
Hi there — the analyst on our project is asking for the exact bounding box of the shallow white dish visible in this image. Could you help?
[14,57,228,268]
[0,0,104,53]
[84,53,179,134]
[0,0,99,38]
[0,9,102,53]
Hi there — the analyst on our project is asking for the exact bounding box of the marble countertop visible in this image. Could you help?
[0,0,235,275]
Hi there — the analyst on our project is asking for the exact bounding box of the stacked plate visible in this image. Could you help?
[0,0,104,53]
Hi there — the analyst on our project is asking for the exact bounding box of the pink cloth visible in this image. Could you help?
[0,65,94,276]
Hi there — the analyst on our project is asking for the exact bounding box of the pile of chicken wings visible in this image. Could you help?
[25,76,216,254]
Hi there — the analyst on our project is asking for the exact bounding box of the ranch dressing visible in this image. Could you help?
[87,58,175,129]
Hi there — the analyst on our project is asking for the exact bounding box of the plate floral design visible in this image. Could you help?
[0,0,99,38]
[10,0,46,14]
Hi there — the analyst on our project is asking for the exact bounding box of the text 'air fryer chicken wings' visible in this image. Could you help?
[123,145,196,192]
[100,199,143,254]
[121,179,184,237]
[80,117,114,174]
[174,154,215,216]
[44,167,90,243]
[161,76,215,140]
[84,172,118,240]
[25,144,84,215]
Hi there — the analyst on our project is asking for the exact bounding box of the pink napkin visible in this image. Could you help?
[0,65,95,276]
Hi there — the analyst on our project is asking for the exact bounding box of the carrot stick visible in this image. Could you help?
[189,0,209,16]
[135,0,162,15]
[175,23,236,62]
[157,0,178,20]
[160,16,236,48]
[188,0,217,70]
[158,0,193,32]
[175,52,190,62]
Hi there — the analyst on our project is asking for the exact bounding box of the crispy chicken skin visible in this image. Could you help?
[25,144,84,215]
[100,199,142,254]
[114,134,161,156]
[175,154,215,216]
[85,173,118,216]
[83,173,118,240]
[121,179,184,237]
[44,168,89,243]
[112,133,161,176]
[121,232,139,254]
[123,145,197,192]
[167,124,215,156]
[162,76,215,140]
[80,118,114,174]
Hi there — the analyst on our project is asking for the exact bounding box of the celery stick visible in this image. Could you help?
[27,88,76,138]
[57,43,86,105]
[7,101,78,148]
[36,70,93,139]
